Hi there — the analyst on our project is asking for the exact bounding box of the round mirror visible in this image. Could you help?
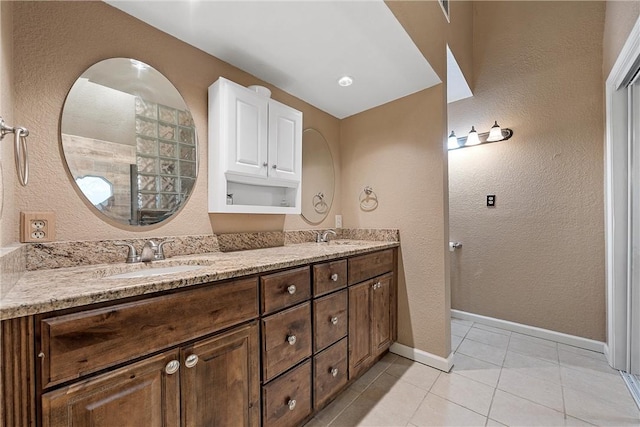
[61,58,197,226]
[301,128,335,224]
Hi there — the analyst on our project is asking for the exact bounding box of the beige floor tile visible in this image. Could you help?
[312,388,360,425]
[431,372,495,416]
[385,356,441,391]
[465,328,510,350]
[332,373,427,426]
[486,419,507,426]
[511,332,558,348]
[563,384,640,426]
[489,390,567,426]
[452,334,464,352]
[451,353,501,388]
[349,361,388,393]
[452,322,472,338]
[457,338,507,366]
[557,343,607,362]
[498,368,564,412]
[508,335,559,363]
[452,318,474,327]
[560,366,636,407]
[558,350,620,377]
[409,393,487,426]
[503,351,562,384]
[563,416,597,426]
[473,323,512,337]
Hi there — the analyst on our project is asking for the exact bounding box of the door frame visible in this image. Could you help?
[605,15,640,371]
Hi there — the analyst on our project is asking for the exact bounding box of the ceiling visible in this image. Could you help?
[105,0,442,119]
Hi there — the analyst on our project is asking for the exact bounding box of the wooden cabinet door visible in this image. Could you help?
[225,79,268,178]
[348,281,373,379]
[267,98,302,182]
[181,322,260,427]
[41,351,180,427]
[372,273,393,356]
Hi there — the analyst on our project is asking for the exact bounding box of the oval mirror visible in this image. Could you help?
[301,128,335,224]
[61,58,197,227]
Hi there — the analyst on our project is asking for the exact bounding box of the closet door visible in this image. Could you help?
[629,77,640,375]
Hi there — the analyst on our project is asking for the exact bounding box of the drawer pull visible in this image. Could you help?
[330,316,339,325]
[331,273,339,282]
[287,284,297,295]
[287,399,297,411]
[330,367,339,377]
[185,354,199,368]
[287,335,297,345]
[165,360,180,375]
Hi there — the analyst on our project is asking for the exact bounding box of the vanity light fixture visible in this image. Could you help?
[447,121,514,150]
[338,76,353,87]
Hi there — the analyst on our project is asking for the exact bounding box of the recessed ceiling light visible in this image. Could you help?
[338,76,353,87]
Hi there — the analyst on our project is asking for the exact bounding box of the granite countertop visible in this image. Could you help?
[0,240,398,320]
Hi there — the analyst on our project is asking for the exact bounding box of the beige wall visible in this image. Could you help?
[341,87,451,358]
[8,1,340,243]
[0,1,16,247]
[604,1,640,77]
[448,2,606,340]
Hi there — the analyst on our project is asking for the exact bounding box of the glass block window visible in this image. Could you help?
[135,97,196,223]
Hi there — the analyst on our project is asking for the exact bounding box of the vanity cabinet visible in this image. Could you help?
[37,278,261,427]
[208,77,302,214]
[348,250,396,379]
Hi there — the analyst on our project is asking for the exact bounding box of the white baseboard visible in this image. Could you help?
[390,342,454,372]
[451,309,606,353]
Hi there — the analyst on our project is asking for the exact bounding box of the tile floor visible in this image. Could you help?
[305,318,640,426]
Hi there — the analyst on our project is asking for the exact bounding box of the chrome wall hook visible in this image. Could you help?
[1,116,30,186]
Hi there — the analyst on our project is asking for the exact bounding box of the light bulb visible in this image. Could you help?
[448,131,459,150]
[487,121,503,142]
[465,126,480,146]
[338,76,353,87]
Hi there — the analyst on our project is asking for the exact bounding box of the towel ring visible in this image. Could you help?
[313,192,328,214]
[0,117,29,186]
[359,186,378,211]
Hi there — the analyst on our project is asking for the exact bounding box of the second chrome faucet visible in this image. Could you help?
[115,239,174,263]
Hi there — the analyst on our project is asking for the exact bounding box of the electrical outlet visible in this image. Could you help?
[486,195,496,207]
[20,211,56,243]
[335,214,343,229]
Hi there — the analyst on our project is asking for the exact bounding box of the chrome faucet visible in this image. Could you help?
[140,240,159,263]
[316,229,337,243]
[115,239,174,263]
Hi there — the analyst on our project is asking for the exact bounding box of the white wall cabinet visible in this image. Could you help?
[208,77,302,214]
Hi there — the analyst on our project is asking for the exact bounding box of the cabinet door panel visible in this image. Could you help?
[227,83,268,177]
[348,281,372,379]
[181,322,260,427]
[41,351,180,427]
[372,274,393,355]
[268,99,301,181]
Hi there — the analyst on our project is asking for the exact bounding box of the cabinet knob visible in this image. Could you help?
[372,281,381,290]
[287,284,297,295]
[165,360,180,375]
[330,367,339,377]
[287,335,297,345]
[287,399,297,411]
[272,164,277,169]
[330,316,339,325]
[263,162,268,167]
[185,354,199,368]
[331,273,339,282]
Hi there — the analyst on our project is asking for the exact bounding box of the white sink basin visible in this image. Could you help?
[106,265,204,280]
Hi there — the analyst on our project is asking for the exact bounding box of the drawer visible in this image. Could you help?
[262,359,312,427]
[39,278,259,389]
[313,259,347,296]
[314,338,348,409]
[261,266,310,314]
[348,249,394,285]
[262,302,312,382]
[313,289,347,352]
